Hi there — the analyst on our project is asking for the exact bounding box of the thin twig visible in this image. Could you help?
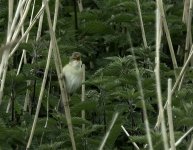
[135,0,148,48]
[170,127,193,149]
[128,32,153,150]
[81,64,85,130]
[98,112,119,150]
[157,0,178,74]
[121,125,140,150]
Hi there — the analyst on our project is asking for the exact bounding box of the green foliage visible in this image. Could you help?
[0,0,192,149]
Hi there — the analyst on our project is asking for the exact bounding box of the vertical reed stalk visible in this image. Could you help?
[156,46,193,127]
[0,0,47,104]
[157,0,178,72]
[188,137,193,150]
[155,5,169,149]
[24,0,45,111]
[166,79,176,150]
[0,0,32,104]
[135,0,148,48]
[128,32,153,150]
[7,0,26,43]
[45,2,77,150]
[0,0,14,106]
[7,0,35,111]
[7,0,14,37]
[26,0,59,149]
[9,1,48,58]
[77,0,83,12]
[26,0,36,42]
[44,73,51,128]
[81,64,85,130]
[182,0,190,24]
[11,0,32,41]
[184,0,192,63]
[36,1,44,41]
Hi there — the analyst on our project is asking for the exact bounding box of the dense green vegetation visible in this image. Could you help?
[0,0,193,149]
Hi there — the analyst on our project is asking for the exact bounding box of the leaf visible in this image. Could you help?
[39,141,64,150]
[71,117,91,125]
[80,21,113,35]
[71,100,98,113]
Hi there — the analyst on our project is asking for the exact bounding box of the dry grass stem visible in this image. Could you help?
[24,0,46,111]
[9,1,48,58]
[0,0,48,105]
[45,2,77,150]
[171,127,193,149]
[78,0,83,12]
[128,33,153,149]
[166,79,176,150]
[26,0,36,42]
[81,64,86,130]
[182,0,190,23]
[26,0,59,149]
[184,0,193,62]
[11,0,32,41]
[98,112,119,150]
[7,0,14,36]
[156,45,193,129]
[45,74,51,128]
[7,0,26,42]
[157,0,178,71]
[121,125,140,150]
[188,137,193,150]
[154,5,168,149]
[135,0,148,48]
[0,0,27,103]
[171,45,193,95]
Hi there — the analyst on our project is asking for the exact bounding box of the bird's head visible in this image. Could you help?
[70,52,81,61]
[69,52,82,68]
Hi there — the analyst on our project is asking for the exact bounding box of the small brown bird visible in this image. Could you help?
[62,52,83,94]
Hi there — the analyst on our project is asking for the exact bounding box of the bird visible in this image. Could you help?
[62,52,83,94]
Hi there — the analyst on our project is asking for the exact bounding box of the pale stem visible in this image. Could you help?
[44,2,77,150]
[166,79,176,150]
[154,5,168,149]
[26,0,59,149]
[77,0,83,12]
[81,64,85,130]
[98,112,119,150]
[135,0,148,48]
[121,125,140,150]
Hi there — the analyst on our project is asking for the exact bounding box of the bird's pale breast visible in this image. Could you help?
[62,62,82,93]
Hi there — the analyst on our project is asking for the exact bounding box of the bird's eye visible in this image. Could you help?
[75,57,80,60]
